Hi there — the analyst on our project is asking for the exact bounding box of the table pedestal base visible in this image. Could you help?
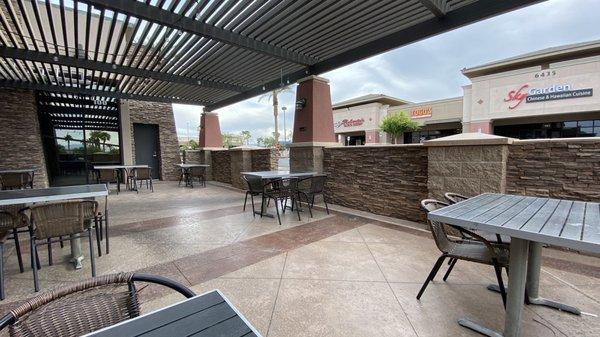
[458,318,503,337]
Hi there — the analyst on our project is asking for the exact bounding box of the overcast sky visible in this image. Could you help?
[173,0,600,143]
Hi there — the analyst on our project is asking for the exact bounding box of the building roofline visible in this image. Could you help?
[333,94,412,109]
[462,40,600,78]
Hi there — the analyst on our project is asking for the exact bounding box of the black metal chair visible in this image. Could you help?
[132,167,154,192]
[263,178,301,226]
[417,199,509,307]
[96,169,120,194]
[0,272,195,336]
[0,172,32,190]
[296,174,330,217]
[242,174,264,217]
[188,166,206,188]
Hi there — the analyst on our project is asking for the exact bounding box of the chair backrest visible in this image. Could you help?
[0,210,15,235]
[190,166,206,177]
[97,169,118,182]
[308,175,327,194]
[134,167,152,180]
[267,177,298,197]
[1,272,195,337]
[420,199,453,254]
[242,175,263,193]
[0,172,31,190]
[28,201,84,239]
[444,192,468,204]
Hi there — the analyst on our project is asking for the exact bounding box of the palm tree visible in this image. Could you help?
[259,86,293,144]
[89,131,111,152]
[64,134,74,151]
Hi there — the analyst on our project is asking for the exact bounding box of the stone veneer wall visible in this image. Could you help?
[506,139,600,201]
[211,150,231,184]
[0,87,49,188]
[251,149,278,171]
[427,145,508,200]
[323,145,428,222]
[127,100,180,181]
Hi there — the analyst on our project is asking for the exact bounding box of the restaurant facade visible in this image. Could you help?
[333,40,600,145]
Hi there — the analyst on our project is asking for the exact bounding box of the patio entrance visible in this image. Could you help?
[37,92,122,186]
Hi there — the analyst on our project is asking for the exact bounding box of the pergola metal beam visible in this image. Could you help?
[0,46,248,92]
[419,0,448,18]
[0,79,210,105]
[206,0,543,110]
[80,0,317,66]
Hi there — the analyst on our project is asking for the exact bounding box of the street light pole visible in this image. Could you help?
[282,106,287,143]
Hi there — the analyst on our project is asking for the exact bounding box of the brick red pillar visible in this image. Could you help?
[199,111,223,148]
[289,76,339,173]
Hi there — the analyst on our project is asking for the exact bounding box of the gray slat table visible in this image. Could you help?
[429,193,600,337]
[0,184,109,268]
[84,290,261,337]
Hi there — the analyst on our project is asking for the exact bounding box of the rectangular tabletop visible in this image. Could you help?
[84,290,261,337]
[0,168,37,174]
[241,170,317,179]
[176,163,210,168]
[0,184,108,206]
[428,193,600,254]
[93,165,148,170]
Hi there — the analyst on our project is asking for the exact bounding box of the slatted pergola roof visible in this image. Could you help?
[0,0,542,111]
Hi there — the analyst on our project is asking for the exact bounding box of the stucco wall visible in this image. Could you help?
[507,138,600,201]
[0,87,49,188]
[323,145,428,223]
[127,100,180,181]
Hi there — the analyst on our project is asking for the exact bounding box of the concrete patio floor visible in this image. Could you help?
[1,182,599,336]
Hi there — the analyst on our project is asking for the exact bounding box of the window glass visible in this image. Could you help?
[578,120,593,127]
[563,121,577,128]
[579,127,595,137]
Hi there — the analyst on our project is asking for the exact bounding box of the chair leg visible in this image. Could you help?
[250,194,256,218]
[88,230,96,277]
[150,179,154,192]
[243,192,249,211]
[31,239,39,292]
[492,259,507,308]
[294,197,301,221]
[95,217,102,257]
[443,258,457,281]
[0,243,5,300]
[12,229,24,273]
[47,238,53,266]
[416,255,446,300]
[323,197,330,215]
[274,198,282,225]
[59,235,64,248]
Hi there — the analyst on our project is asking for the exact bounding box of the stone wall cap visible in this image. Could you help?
[229,145,269,151]
[513,136,600,144]
[423,132,514,147]
[288,141,342,148]
[199,147,227,151]
[297,75,330,84]
[325,143,424,149]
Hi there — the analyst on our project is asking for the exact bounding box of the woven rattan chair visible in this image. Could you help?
[0,272,195,336]
[96,168,120,194]
[443,192,510,245]
[418,199,509,307]
[0,205,32,274]
[242,175,264,217]
[0,173,32,190]
[0,211,14,300]
[81,200,107,257]
[263,178,301,226]
[23,200,98,292]
[132,167,153,192]
[188,166,206,188]
[296,175,330,217]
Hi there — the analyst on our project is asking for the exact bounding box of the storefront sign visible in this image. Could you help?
[334,118,364,129]
[410,107,432,119]
[504,83,593,109]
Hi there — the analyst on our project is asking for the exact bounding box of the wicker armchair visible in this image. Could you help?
[23,200,98,292]
[0,211,15,300]
[0,205,31,274]
[296,175,330,217]
[188,166,206,188]
[418,199,509,307]
[132,167,153,192]
[242,175,264,216]
[0,272,195,336]
[0,172,32,190]
[263,178,301,226]
[81,200,108,256]
[96,169,120,194]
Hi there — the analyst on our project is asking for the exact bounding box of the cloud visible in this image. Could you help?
[173,0,600,139]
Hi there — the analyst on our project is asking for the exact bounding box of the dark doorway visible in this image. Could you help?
[133,124,160,179]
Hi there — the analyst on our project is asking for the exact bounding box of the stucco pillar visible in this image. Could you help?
[199,111,223,148]
[289,76,339,173]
